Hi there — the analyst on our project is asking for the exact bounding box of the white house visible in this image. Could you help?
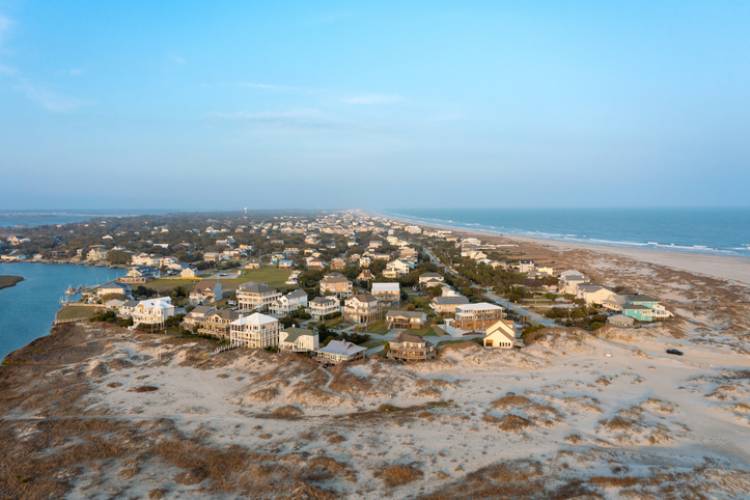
[269,289,308,316]
[576,284,619,306]
[229,313,279,349]
[559,270,588,295]
[308,296,341,320]
[189,280,223,306]
[483,319,517,349]
[383,259,412,279]
[316,340,366,364]
[130,297,175,329]
[236,282,282,311]
[279,327,319,353]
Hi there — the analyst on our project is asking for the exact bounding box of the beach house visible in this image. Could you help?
[344,294,382,325]
[385,310,427,329]
[316,340,367,364]
[131,297,176,330]
[189,280,222,305]
[320,273,354,299]
[483,319,517,349]
[371,282,400,305]
[269,289,308,317]
[279,327,320,353]
[451,302,504,332]
[229,312,280,349]
[387,332,435,361]
[308,296,341,320]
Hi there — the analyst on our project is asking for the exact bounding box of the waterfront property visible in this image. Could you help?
[387,332,435,361]
[483,319,517,349]
[198,309,240,339]
[317,340,366,364]
[229,312,279,349]
[279,327,319,353]
[129,297,176,330]
[431,294,470,315]
[451,302,504,332]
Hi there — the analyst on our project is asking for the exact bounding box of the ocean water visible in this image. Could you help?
[0,263,124,360]
[386,208,750,257]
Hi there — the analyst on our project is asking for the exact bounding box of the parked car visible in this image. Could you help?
[666,348,683,356]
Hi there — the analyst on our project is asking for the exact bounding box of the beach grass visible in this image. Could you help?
[56,304,102,322]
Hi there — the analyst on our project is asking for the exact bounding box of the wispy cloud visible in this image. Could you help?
[15,79,88,112]
[210,108,347,131]
[342,93,404,105]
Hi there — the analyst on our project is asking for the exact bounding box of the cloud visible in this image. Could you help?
[15,79,87,112]
[0,14,11,42]
[342,93,404,105]
[210,108,348,131]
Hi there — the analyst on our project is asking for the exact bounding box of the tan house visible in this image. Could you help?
[385,310,427,329]
[483,319,517,349]
[419,272,444,288]
[198,309,240,339]
[330,257,346,271]
[344,294,382,325]
[452,302,504,332]
[320,273,353,299]
[387,332,435,361]
[236,282,282,311]
[229,312,279,349]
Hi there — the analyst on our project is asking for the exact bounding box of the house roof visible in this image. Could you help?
[193,279,219,292]
[137,297,173,309]
[420,272,443,279]
[386,310,426,319]
[286,289,307,299]
[319,340,366,356]
[190,305,214,315]
[372,282,400,293]
[237,281,275,293]
[432,295,469,305]
[310,295,338,305]
[392,332,426,344]
[231,312,278,326]
[281,327,316,343]
[456,302,502,312]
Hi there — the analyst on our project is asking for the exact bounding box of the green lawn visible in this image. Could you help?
[363,320,390,334]
[363,339,386,349]
[56,304,102,322]
[143,278,200,293]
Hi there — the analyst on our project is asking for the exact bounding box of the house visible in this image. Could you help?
[189,280,222,306]
[180,267,197,279]
[483,319,517,349]
[279,327,319,352]
[386,310,427,329]
[95,281,128,299]
[197,309,240,339]
[320,273,354,299]
[244,260,260,270]
[387,332,435,361]
[419,272,444,288]
[559,270,588,295]
[430,295,470,315]
[621,295,673,322]
[270,289,308,316]
[119,266,160,284]
[117,299,138,319]
[131,297,175,329]
[371,282,400,305]
[306,257,326,270]
[514,260,535,274]
[343,294,382,325]
[86,246,109,262]
[229,312,279,349]
[236,282,282,311]
[330,257,346,271]
[308,296,341,320]
[317,340,366,364]
[451,302,504,332]
[182,305,214,331]
[383,259,412,279]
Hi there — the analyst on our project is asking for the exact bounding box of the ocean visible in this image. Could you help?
[0,263,124,360]
[386,208,750,257]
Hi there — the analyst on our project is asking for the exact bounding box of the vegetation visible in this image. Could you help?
[0,275,24,290]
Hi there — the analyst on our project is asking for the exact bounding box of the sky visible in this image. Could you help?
[0,1,748,210]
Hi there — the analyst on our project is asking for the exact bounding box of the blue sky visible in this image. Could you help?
[0,1,748,210]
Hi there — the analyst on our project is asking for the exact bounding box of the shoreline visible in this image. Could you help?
[378,211,750,286]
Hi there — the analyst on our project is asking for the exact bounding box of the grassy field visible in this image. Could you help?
[56,304,103,322]
[363,320,390,334]
[144,267,293,293]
